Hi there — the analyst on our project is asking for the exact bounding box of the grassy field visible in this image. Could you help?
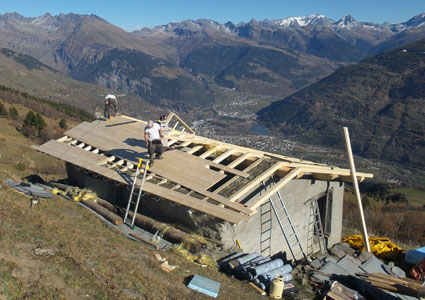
[391,187,425,207]
[343,188,425,250]
[0,100,271,300]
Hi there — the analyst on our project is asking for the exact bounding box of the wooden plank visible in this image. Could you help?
[187,145,203,154]
[149,150,226,191]
[166,113,195,134]
[213,149,235,163]
[248,168,302,210]
[180,141,191,147]
[129,233,159,250]
[202,160,250,178]
[227,152,254,168]
[202,157,265,202]
[65,120,227,191]
[199,146,219,159]
[249,282,266,296]
[229,162,284,202]
[312,173,338,181]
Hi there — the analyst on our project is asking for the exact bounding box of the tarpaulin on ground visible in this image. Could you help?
[342,235,402,260]
[5,179,54,198]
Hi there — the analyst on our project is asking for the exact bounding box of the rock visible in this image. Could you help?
[34,248,56,256]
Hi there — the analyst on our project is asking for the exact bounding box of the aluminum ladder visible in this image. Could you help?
[268,188,308,262]
[260,200,273,257]
[306,198,327,256]
[123,159,150,228]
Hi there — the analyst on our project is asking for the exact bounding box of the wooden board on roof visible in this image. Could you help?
[32,140,250,224]
[64,118,228,191]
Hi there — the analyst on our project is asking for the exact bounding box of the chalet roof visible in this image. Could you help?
[32,114,373,224]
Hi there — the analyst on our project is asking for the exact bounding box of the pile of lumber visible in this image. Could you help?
[357,273,425,298]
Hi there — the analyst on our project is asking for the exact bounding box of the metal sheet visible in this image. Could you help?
[336,254,362,276]
[359,255,387,274]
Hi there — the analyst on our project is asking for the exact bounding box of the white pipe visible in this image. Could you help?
[343,127,371,252]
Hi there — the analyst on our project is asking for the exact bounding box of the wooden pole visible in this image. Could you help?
[95,198,206,253]
[80,199,123,226]
[343,127,371,252]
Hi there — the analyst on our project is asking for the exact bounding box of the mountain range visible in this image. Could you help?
[258,38,425,169]
[1,12,425,109]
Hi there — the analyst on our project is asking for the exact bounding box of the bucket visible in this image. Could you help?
[269,274,284,299]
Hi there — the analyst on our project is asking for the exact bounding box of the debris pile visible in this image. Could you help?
[219,252,297,297]
[304,242,425,299]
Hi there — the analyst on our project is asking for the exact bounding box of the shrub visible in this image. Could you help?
[59,118,67,129]
[8,106,18,120]
[14,162,26,171]
[0,102,8,117]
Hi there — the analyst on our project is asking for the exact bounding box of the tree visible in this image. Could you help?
[0,102,8,117]
[23,110,47,136]
[35,112,46,133]
[8,106,18,120]
[59,118,67,129]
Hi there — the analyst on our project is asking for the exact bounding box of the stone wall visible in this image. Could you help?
[66,163,344,258]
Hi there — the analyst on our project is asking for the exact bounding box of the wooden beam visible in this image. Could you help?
[180,141,191,147]
[213,149,235,163]
[248,168,302,210]
[227,152,254,168]
[167,139,179,147]
[339,175,365,183]
[312,173,338,181]
[166,113,195,134]
[203,160,250,178]
[199,146,219,159]
[187,145,203,154]
[293,166,373,179]
[229,162,284,202]
[203,157,265,202]
[57,136,68,142]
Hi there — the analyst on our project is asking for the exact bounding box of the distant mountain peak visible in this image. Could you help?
[403,12,425,28]
[272,14,329,27]
[335,15,359,28]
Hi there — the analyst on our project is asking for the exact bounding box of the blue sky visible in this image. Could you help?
[2,0,425,31]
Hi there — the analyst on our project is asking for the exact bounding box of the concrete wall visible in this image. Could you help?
[214,178,344,260]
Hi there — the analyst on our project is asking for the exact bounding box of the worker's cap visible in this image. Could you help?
[105,94,116,100]
[148,120,154,127]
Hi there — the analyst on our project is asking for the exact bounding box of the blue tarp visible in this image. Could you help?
[405,246,425,265]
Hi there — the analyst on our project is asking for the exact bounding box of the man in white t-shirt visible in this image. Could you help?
[144,120,164,165]
[104,94,118,119]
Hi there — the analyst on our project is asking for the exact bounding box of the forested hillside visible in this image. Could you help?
[258,39,425,168]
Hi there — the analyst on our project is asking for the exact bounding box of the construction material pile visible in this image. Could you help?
[218,252,295,294]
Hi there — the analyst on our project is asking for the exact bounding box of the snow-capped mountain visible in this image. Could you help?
[265,14,332,27]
